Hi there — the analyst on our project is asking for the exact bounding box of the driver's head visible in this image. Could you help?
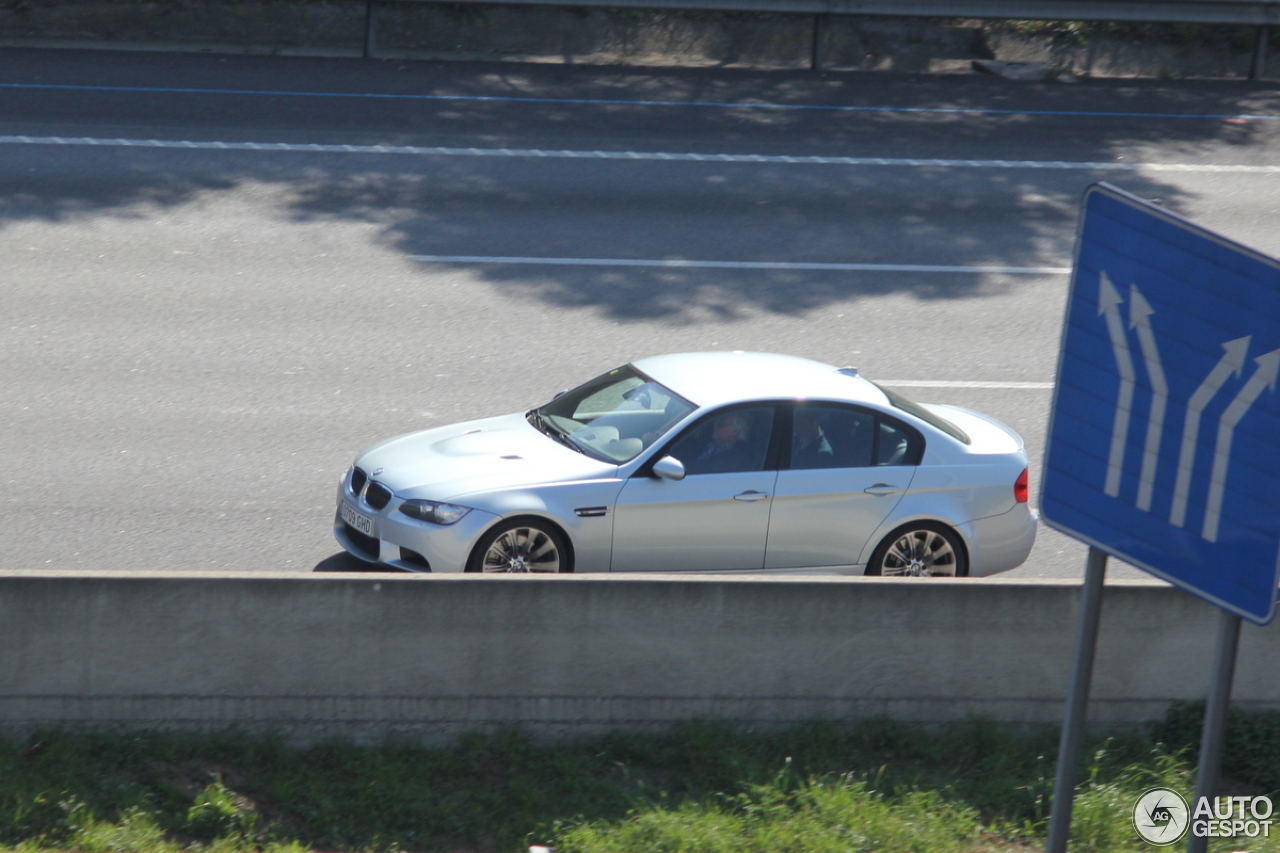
[711,413,747,445]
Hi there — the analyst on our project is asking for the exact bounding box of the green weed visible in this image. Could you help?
[1,707,1277,852]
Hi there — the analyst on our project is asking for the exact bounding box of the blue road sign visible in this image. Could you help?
[1042,183,1280,625]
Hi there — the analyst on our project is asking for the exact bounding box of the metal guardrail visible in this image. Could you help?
[374,0,1280,21]
[361,0,1274,75]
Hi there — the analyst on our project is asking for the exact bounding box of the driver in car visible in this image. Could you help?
[688,413,753,474]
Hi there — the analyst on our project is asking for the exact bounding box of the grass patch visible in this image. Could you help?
[0,713,1277,852]
[1152,700,1280,793]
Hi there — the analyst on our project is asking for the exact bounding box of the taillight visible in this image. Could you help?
[1014,467,1029,503]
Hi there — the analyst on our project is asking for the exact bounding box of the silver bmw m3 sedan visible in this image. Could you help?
[335,352,1037,576]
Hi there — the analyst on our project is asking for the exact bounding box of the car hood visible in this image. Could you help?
[353,412,620,501]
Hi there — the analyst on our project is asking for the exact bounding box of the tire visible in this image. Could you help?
[866,521,968,578]
[466,519,572,573]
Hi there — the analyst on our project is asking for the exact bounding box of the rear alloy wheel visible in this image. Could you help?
[867,522,967,578]
[467,520,570,573]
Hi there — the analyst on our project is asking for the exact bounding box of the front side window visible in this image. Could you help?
[664,406,776,475]
[530,365,695,463]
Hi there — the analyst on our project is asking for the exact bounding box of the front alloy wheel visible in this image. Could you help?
[468,520,569,573]
[867,522,967,577]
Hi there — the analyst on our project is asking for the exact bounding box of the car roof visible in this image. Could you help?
[631,351,890,409]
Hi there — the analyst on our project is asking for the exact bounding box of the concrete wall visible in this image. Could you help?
[0,4,1268,79]
[2,570,1278,742]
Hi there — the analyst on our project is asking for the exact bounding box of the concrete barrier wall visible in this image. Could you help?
[2,571,1278,741]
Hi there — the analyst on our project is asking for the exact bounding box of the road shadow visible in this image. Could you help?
[283,154,1191,320]
[0,49,1277,325]
[313,551,406,572]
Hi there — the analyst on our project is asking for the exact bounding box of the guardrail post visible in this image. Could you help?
[364,0,379,59]
[1250,25,1269,79]
[812,13,827,70]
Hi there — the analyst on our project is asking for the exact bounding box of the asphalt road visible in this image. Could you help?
[3,47,1279,578]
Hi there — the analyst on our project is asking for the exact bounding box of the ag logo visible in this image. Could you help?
[1133,787,1190,845]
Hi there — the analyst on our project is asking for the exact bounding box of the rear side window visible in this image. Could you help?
[788,404,923,469]
[876,419,917,466]
[790,405,874,469]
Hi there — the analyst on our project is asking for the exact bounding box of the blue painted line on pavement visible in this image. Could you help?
[1,81,1278,121]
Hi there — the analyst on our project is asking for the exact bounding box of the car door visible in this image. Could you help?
[764,403,920,569]
[611,405,779,572]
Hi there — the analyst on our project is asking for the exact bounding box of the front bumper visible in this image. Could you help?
[334,479,498,573]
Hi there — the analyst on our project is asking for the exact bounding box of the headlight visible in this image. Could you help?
[398,500,472,525]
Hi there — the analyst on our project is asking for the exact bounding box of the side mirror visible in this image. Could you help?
[652,456,686,481]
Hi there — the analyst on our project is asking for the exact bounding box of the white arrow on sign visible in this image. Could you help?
[1169,336,1251,528]
[1099,272,1136,498]
[1202,348,1280,542]
[1129,286,1168,512]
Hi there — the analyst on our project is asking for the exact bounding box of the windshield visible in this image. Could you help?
[529,365,696,463]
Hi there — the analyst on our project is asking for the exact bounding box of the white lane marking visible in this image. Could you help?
[1099,272,1136,499]
[1,135,1279,173]
[410,254,1069,275]
[1129,285,1168,512]
[878,380,1053,389]
[1170,336,1250,528]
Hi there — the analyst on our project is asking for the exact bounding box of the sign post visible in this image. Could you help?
[1044,547,1107,853]
[1041,183,1280,853]
[1186,610,1241,853]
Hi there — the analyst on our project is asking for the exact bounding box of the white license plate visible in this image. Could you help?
[341,502,376,537]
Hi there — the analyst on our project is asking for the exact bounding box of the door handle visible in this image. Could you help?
[864,484,900,496]
[733,490,769,502]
